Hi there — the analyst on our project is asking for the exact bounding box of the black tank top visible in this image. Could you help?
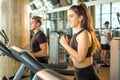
[71,29,92,57]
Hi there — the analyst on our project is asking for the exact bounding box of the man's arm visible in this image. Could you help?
[32,42,49,57]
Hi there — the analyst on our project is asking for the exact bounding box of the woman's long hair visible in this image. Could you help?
[69,2,100,55]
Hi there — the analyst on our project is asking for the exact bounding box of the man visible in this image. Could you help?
[30,16,49,79]
[100,21,111,64]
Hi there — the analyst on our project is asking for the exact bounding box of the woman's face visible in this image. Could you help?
[67,9,82,28]
[105,23,109,28]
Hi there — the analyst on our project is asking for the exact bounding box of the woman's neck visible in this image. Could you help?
[75,27,83,33]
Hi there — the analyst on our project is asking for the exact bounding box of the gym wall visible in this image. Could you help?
[0,0,30,79]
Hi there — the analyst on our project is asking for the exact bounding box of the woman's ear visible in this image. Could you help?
[79,16,83,21]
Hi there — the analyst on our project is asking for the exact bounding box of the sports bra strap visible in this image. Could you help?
[70,29,84,46]
[75,29,84,37]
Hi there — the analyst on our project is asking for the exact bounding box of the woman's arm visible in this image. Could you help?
[106,32,111,40]
[60,31,90,63]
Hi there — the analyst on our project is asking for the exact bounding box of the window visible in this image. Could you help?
[112,3,120,13]
[95,2,120,29]
[102,14,110,27]
[112,2,120,28]
[95,5,100,28]
[112,13,119,28]
[95,14,100,28]
[102,4,110,14]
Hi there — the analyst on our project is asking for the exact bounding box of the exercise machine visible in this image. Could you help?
[49,31,72,65]
[0,30,74,80]
[0,42,67,80]
[110,37,120,80]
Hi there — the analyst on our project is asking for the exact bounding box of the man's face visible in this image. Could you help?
[30,19,37,30]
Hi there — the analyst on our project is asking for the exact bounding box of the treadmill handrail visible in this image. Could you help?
[10,46,67,80]
[11,46,46,73]
[0,42,20,61]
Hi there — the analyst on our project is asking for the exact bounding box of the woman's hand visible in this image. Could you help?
[59,35,69,47]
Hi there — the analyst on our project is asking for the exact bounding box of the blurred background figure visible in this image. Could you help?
[100,21,111,65]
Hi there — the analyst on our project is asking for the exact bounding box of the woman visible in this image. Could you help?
[60,2,100,80]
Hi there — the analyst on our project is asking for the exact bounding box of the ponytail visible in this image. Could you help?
[79,2,101,54]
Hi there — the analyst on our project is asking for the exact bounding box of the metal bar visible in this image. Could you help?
[1,30,9,41]
[13,64,26,80]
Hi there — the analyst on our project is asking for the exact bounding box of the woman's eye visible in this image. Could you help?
[70,15,73,18]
